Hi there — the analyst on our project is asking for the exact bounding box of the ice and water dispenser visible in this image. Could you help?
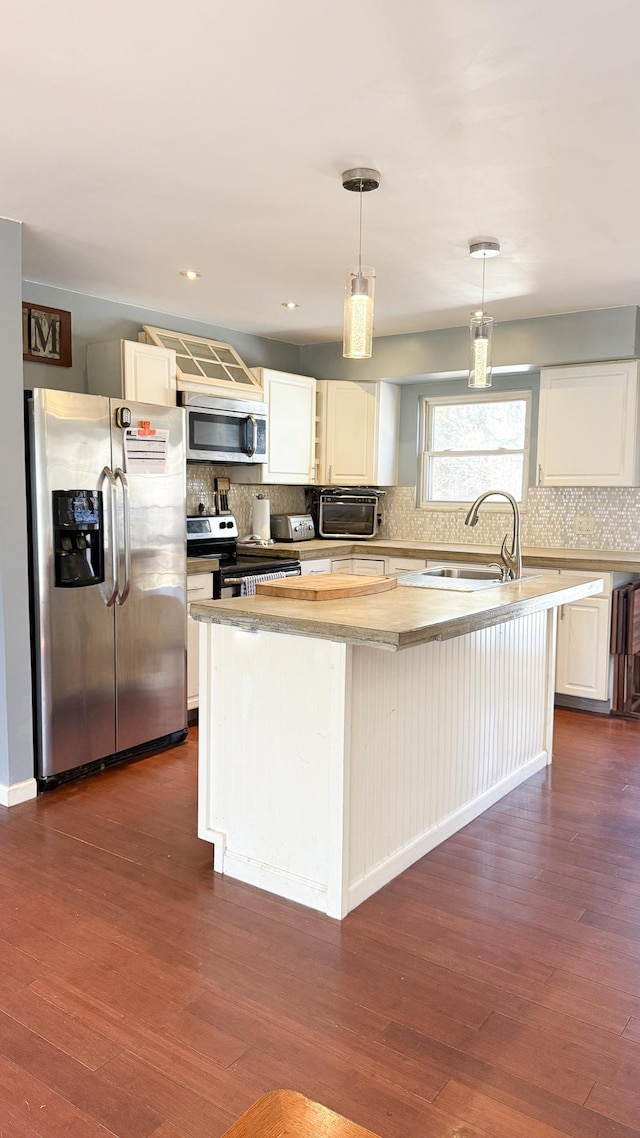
[52,490,104,587]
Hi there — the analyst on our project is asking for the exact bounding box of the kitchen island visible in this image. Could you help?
[192,572,602,919]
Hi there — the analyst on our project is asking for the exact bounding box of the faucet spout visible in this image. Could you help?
[464,490,523,581]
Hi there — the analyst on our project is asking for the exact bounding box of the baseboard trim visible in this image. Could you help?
[347,750,549,914]
[0,777,37,808]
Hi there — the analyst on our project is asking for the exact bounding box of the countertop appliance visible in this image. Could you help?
[187,514,301,597]
[314,488,382,539]
[26,388,188,787]
[180,391,267,463]
[270,513,315,542]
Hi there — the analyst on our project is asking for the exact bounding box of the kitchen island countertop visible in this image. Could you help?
[191,571,602,650]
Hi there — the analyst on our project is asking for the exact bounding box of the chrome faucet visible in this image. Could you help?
[464,490,523,581]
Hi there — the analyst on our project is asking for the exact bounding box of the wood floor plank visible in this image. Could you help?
[2,709,640,1138]
[433,1079,574,1138]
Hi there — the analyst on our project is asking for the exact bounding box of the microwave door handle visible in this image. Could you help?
[244,414,257,457]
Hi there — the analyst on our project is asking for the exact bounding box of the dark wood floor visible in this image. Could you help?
[1,710,640,1138]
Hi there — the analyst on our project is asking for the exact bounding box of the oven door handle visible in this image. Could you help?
[244,415,257,458]
[223,568,301,587]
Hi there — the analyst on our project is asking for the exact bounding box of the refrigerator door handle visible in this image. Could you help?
[98,465,119,607]
[114,468,131,605]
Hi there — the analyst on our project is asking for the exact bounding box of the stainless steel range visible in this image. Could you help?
[187,515,301,597]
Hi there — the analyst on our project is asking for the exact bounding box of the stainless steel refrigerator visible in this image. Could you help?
[26,388,188,785]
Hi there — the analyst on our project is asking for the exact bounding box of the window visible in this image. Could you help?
[419,391,531,506]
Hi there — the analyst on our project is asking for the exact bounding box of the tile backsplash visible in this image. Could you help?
[188,465,640,552]
[379,486,640,552]
[187,465,305,538]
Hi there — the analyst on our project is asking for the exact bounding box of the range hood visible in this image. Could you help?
[143,325,262,400]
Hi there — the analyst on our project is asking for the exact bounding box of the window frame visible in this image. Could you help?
[418,389,532,510]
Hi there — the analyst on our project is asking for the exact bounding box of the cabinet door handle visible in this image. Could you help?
[328,465,332,483]
[538,464,543,485]
[560,605,565,620]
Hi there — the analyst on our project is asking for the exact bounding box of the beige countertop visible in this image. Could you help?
[235,538,640,573]
[190,572,603,651]
[187,556,219,574]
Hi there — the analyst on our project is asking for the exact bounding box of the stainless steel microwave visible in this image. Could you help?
[180,392,267,463]
[318,491,379,539]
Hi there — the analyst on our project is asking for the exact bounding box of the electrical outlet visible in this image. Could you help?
[573,513,596,537]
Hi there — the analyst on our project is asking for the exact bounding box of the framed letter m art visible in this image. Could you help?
[22,303,72,367]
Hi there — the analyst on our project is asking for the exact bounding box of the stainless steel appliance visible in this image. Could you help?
[180,391,267,463]
[26,388,188,786]
[187,515,301,596]
[270,513,315,542]
[316,489,381,539]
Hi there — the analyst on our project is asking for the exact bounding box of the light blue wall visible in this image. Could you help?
[398,372,540,488]
[0,221,34,790]
[300,306,640,381]
[22,282,303,394]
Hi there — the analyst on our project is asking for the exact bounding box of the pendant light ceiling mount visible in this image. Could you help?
[341,167,381,360]
[342,168,381,193]
[469,239,501,259]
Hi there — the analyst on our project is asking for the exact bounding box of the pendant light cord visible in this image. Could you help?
[358,180,364,274]
[481,253,486,315]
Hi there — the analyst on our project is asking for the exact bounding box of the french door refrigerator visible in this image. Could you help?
[26,388,188,786]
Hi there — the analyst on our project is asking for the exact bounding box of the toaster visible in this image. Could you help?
[270,513,315,542]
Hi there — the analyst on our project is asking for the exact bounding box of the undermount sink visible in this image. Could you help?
[423,566,502,580]
[397,566,541,592]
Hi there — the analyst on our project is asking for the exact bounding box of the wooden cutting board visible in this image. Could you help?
[255,573,398,601]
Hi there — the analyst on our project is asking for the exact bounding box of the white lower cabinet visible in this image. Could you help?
[553,570,638,705]
[329,556,387,575]
[555,594,611,701]
[386,557,427,574]
[554,570,611,703]
[187,573,214,710]
[300,559,332,575]
[351,558,386,576]
[331,558,355,573]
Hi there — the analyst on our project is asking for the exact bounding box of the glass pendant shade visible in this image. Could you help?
[343,267,375,359]
[468,312,494,389]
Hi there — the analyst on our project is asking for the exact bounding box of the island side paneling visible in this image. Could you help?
[346,609,553,912]
[198,608,556,919]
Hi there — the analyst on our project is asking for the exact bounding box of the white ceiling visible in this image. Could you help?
[3,0,640,345]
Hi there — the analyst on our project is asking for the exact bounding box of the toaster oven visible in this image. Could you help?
[318,491,379,539]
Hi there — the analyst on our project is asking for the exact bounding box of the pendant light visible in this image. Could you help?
[468,239,500,389]
[342,167,380,359]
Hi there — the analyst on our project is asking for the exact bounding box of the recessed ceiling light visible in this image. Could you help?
[281,301,299,309]
[180,270,202,280]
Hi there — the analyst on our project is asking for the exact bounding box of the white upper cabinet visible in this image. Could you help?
[230,369,316,485]
[318,380,400,485]
[87,340,177,406]
[537,360,640,486]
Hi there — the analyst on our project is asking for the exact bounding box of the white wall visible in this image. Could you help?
[0,220,34,795]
